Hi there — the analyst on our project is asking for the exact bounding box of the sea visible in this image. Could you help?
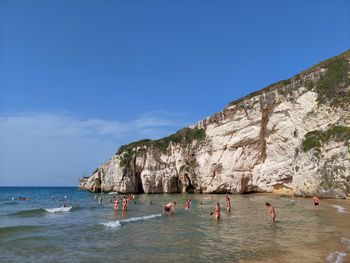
[1,187,350,263]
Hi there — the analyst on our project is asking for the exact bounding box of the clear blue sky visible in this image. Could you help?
[0,0,349,186]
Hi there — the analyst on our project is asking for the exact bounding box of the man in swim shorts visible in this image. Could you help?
[265,202,276,223]
[312,195,320,210]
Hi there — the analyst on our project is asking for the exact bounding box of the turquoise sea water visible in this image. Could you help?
[1,187,350,263]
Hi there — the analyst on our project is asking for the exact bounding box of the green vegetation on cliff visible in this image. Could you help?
[228,49,350,107]
[314,56,350,106]
[302,125,350,152]
[117,127,206,167]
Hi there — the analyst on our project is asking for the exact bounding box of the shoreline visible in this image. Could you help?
[81,188,350,200]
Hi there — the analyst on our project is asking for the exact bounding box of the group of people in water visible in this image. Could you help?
[208,194,231,221]
[113,194,135,211]
[163,193,321,223]
[96,192,321,223]
[161,195,234,221]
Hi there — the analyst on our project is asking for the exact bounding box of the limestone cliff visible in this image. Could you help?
[80,50,350,198]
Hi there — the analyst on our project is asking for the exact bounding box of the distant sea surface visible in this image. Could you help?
[1,187,350,263]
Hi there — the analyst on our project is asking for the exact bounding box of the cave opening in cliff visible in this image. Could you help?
[135,173,144,194]
[183,174,195,193]
[185,184,195,193]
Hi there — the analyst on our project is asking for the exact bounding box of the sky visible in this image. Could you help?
[0,0,349,186]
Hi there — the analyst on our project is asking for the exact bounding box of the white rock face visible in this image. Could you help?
[79,63,350,198]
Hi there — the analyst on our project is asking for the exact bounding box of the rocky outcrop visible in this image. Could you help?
[80,50,350,198]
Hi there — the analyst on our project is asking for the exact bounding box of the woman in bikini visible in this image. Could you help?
[123,197,129,211]
[114,198,119,210]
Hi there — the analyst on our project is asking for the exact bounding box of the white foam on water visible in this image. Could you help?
[341,237,350,249]
[331,205,347,213]
[45,206,73,213]
[326,251,347,263]
[102,213,162,229]
[108,192,118,195]
[101,221,121,228]
[119,213,162,223]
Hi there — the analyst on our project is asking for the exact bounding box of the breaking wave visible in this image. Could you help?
[45,206,73,213]
[101,213,162,228]
[11,206,74,217]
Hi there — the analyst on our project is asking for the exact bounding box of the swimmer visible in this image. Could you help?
[185,198,191,209]
[63,200,68,207]
[164,202,176,215]
[16,197,31,201]
[150,201,153,205]
[114,199,119,210]
[265,202,276,223]
[312,195,320,210]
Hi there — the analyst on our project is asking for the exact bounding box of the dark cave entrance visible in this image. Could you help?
[135,172,144,194]
[185,184,195,193]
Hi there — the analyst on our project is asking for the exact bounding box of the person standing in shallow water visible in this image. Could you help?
[114,199,119,210]
[122,196,128,211]
[265,202,276,223]
[164,202,176,215]
[226,195,231,212]
[215,202,220,221]
[185,198,191,209]
[312,195,320,210]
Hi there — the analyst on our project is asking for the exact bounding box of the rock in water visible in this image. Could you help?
[80,50,350,198]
